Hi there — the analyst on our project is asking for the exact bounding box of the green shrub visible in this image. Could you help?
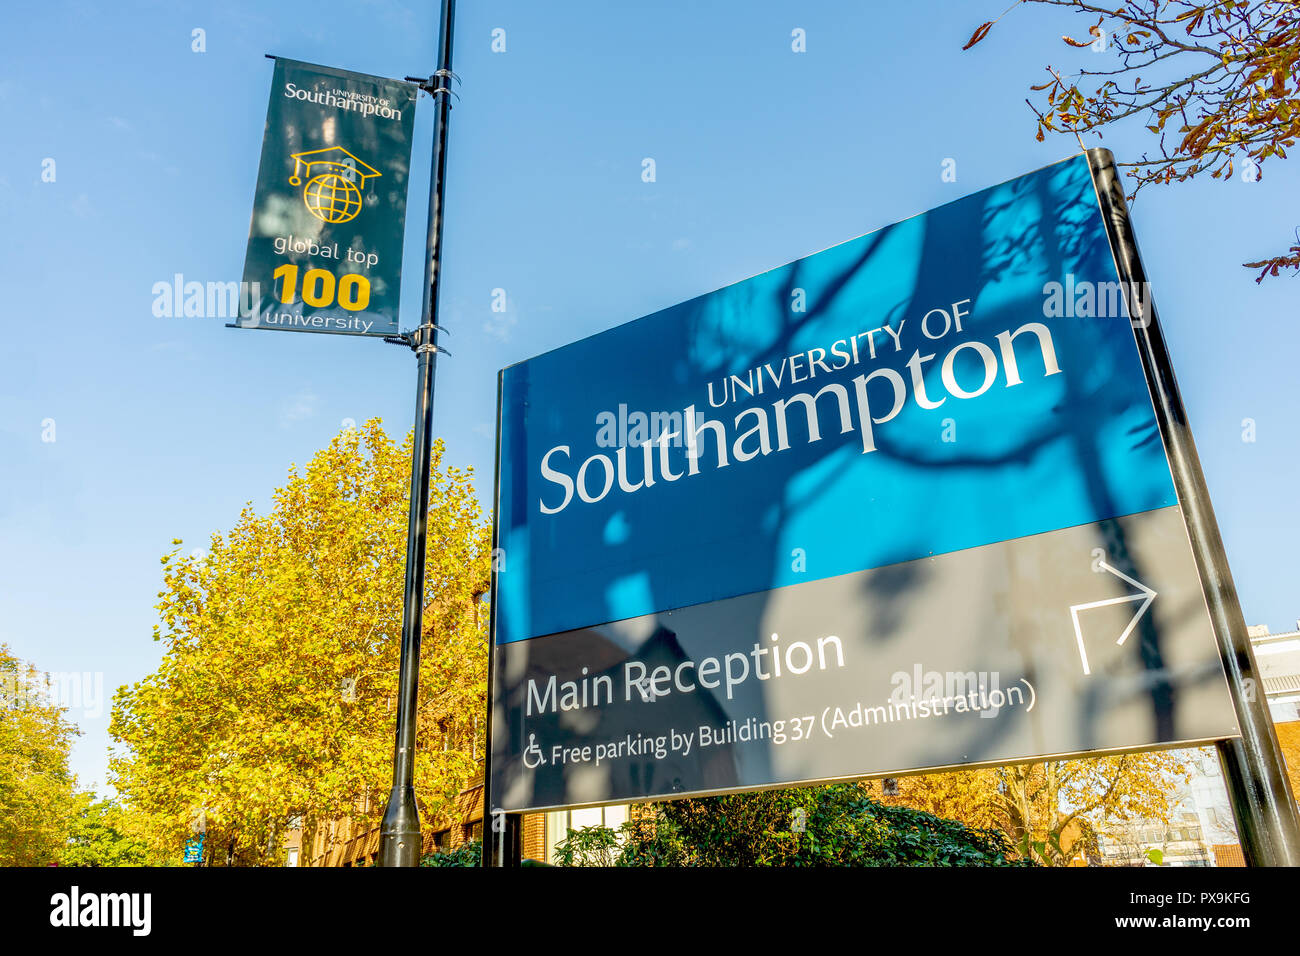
[552,784,1029,867]
[419,838,481,867]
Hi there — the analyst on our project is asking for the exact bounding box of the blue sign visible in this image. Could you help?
[490,154,1236,812]
[183,835,204,864]
[498,155,1174,644]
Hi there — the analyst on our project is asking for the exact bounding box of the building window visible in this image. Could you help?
[545,804,631,863]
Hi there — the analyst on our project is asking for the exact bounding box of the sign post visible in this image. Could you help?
[484,380,524,866]
[376,0,458,868]
[232,8,458,867]
[1086,147,1300,866]
[485,150,1299,864]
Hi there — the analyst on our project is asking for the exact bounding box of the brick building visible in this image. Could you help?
[299,770,633,865]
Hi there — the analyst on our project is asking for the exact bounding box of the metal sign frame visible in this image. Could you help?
[482,148,1300,866]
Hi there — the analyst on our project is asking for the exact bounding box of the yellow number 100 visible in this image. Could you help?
[274,264,371,312]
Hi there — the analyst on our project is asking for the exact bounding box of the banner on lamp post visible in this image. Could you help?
[234,58,416,338]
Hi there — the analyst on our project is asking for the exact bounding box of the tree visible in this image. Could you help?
[60,794,158,867]
[554,784,1027,867]
[109,420,492,865]
[0,645,81,866]
[879,750,1191,865]
[965,0,1300,280]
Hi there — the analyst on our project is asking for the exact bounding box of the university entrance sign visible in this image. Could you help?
[487,153,1239,813]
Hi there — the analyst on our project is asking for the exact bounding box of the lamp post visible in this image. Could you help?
[377,0,458,868]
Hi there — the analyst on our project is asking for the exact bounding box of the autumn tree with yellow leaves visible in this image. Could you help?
[109,421,491,865]
[0,645,82,865]
[878,749,1192,865]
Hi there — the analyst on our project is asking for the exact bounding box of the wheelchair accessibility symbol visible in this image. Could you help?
[523,734,546,769]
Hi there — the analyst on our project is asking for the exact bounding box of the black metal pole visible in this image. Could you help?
[378,0,457,868]
[1086,147,1300,866]
[481,371,524,867]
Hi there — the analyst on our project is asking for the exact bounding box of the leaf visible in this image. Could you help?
[962,21,994,50]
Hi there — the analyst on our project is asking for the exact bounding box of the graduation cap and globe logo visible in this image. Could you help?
[288,146,381,224]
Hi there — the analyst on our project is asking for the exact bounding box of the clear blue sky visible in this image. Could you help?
[2,0,1297,792]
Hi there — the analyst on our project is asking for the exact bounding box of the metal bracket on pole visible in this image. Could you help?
[383,326,451,354]
[405,69,460,101]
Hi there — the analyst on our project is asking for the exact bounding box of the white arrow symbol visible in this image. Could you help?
[1069,561,1157,676]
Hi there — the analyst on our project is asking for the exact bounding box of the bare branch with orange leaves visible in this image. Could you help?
[965,0,1300,280]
